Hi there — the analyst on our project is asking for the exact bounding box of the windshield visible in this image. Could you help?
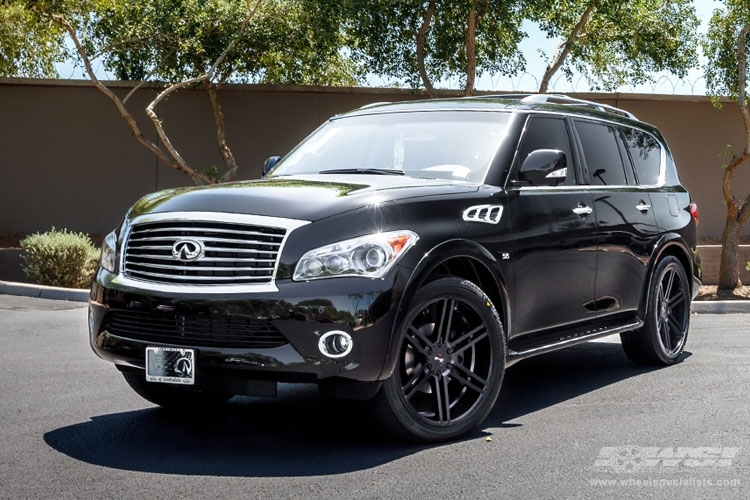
[269,111,511,183]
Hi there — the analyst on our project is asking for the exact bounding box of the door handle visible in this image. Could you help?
[572,204,593,216]
[636,201,652,212]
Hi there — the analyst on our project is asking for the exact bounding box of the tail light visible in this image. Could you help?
[689,202,699,225]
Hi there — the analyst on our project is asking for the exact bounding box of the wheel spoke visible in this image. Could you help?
[662,265,687,354]
[663,269,676,298]
[432,374,451,424]
[450,363,487,394]
[657,281,665,304]
[405,326,432,358]
[667,313,685,339]
[434,298,455,346]
[451,324,488,356]
[402,367,431,401]
[667,289,687,309]
[660,316,672,351]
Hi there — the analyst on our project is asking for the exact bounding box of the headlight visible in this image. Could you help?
[293,230,418,281]
[100,231,117,273]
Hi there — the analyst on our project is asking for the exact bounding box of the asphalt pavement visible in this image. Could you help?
[1,294,749,499]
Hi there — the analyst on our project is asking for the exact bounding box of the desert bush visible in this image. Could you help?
[20,228,100,288]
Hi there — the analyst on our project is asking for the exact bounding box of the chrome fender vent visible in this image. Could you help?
[462,205,503,225]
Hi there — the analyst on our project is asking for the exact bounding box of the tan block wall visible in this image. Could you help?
[698,245,750,285]
[1,79,749,240]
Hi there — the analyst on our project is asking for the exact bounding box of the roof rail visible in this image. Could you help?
[359,101,392,110]
[474,93,637,120]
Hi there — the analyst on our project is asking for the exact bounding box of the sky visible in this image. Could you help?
[56,0,721,96]
[470,0,721,95]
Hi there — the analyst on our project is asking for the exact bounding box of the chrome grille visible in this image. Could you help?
[123,219,286,286]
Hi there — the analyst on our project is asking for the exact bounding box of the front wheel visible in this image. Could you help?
[374,278,506,442]
[620,256,691,366]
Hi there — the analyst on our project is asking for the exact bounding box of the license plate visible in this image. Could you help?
[145,347,195,385]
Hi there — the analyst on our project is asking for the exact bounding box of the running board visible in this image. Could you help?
[506,320,643,367]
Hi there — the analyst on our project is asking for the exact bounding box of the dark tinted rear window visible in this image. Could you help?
[576,121,628,186]
[622,128,662,185]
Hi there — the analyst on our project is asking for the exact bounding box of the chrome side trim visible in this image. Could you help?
[506,320,642,366]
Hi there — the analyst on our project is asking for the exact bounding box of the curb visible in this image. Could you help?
[691,300,750,314]
[0,280,89,302]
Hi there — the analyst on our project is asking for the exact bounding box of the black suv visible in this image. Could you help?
[89,94,701,442]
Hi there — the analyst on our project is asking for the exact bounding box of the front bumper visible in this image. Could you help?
[89,268,405,393]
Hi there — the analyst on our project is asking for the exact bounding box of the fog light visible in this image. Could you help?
[318,331,353,359]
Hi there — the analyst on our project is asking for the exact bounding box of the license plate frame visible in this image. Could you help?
[145,347,195,385]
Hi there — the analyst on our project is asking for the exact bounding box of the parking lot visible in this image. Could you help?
[1,294,748,499]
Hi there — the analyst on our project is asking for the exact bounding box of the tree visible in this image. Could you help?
[55,2,266,185]
[530,0,700,93]
[332,0,526,97]
[0,0,94,78]
[85,0,356,86]
[72,0,357,184]
[2,0,357,185]
[703,0,750,290]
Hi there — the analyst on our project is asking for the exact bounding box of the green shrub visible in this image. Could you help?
[20,228,100,288]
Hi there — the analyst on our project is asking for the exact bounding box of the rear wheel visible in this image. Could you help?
[620,256,690,365]
[374,278,506,442]
[122,371,231,409]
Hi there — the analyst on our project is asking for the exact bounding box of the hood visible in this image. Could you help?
[128,175,480,221]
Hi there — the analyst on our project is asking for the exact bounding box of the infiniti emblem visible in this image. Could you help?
[172,239,205,261]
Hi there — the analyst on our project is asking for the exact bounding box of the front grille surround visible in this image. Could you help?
[114,212,309,293]
[103,310,288,349]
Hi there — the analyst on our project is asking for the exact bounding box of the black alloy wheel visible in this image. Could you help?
[621,256,690,365]
[375,277,506,442]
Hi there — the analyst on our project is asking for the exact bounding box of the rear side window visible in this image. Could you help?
[575,120,628,186]
[622,128,662,185]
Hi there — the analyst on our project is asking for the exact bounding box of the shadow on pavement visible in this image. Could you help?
[488,341,683,425]
[45,340,684,477]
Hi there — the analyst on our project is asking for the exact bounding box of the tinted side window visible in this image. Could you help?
[576,120,628,186]
[622,128,662,185]
[516,116,575,185]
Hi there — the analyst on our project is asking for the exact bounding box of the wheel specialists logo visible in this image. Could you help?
[594,446,740,473]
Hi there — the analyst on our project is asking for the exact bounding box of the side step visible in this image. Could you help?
[506,320,643,367]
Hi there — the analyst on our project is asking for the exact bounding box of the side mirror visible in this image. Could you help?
[518,149,567,186]
[263,156,281,177]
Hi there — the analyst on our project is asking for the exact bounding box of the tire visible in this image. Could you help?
[374,277,506,442]
[122,371,231,410]
[620,256,690,366]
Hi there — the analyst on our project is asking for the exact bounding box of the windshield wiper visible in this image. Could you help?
[319,168,405,176]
